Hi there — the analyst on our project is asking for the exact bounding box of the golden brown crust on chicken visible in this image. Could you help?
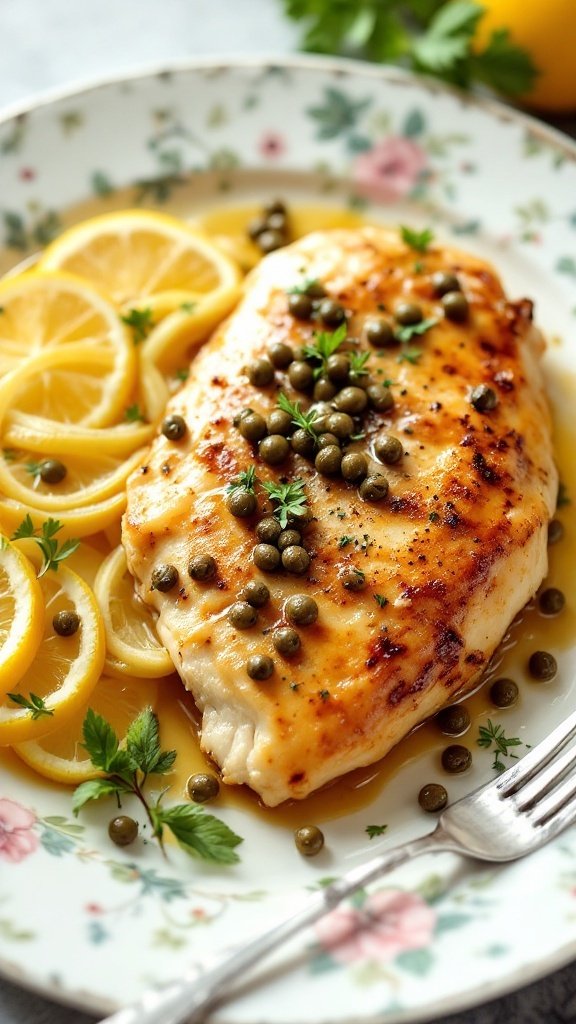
[123,227,557,806]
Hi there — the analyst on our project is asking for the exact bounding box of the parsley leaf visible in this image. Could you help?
[10,517,80,577]
[72,778,128,816]
[338,535,354,549]
[151,803,242,864]
[397,348,423,365]
[287,276,322,295]
[395,317,438,343]
[365,824,388,839]
[7,692,54,720]
[348,351,371,377]
[124,404,146,423]
[400,225,435,252]
[303,322,347,378]
[126,707,176,776]
[120,307,154,345]
[262,478,308,529]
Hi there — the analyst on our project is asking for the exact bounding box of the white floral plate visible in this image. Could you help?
[1,56,576,1024]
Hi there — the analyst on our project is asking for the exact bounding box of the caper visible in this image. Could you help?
[442,291,469,323]
[367,383,394,412]
[326,354,351,385]
[273,627,301,656]
[108,815,138,847]
[395,302,422,326]
[288,361,314,392]
[326,412,354,439]
[294,824,324,856]
[304,280,327,299]
[281,545,310,575]
[317,432,340,450]
[226,489,257,518]
[267,211,288,232]
[418,783,448,813]
[186,772,220,803]
[313,377,338,402]
[161,414,187,441]
[489,678,519,708]
[291,429,316,457]
[228,601,258,629]
[253,543,281,573]
[53,609,80,637]
[528,650,557,681]
[359,475,389,502]
[188,553,216,581]
[431,271,461,297]
[264,199,287,217]
[340,567,366,592]
[288,293,313,320]
[441,744,472,774]
[365,317,395,348]
[247,216,268,241]
[256,517,283,545]
[247,358,274,388]
[247,654,275,680]
[233,407,254,427]
[238,580,270,607]
[150,563,179,593]
[334,386,368,415]
[257,229,286,254]
[268,342,294,369]
[277,529,301,551]
[341,452,368,483]
[548,519,564,545]
[470,384,498,412]
[374,434,403,465]
[285,594,318,626]
[39,459,67,484]
[318,299,346,327]
[315,445,342,476]
[238,412,267,442]
[436,705,470,736]
[539,587,565,616]
[259,434,290,465]
[266,409,293,436]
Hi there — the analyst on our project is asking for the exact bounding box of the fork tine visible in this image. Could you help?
[529,769,576,826]
[498,704,576,797]
[515,739,576,810]
[536,790,576,843]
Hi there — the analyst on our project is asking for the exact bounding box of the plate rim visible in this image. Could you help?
[1,51,575,1024]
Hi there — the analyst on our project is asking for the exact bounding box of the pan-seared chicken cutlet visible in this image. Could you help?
[123,227,557,806]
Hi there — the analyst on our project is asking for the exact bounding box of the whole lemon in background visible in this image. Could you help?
[477,0,576,113]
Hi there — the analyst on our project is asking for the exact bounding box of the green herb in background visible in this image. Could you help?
[281,1,537,96]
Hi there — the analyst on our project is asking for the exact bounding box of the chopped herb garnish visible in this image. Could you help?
[400,226,434,253]
[413,260,425,274]
[277,392,318,438]
[429,511,440,523]
[348,351,371,377]
[2,448,17,463]
[373,594,389,608]
[180,301,197,313]
[557,482,571,508]
[124,404,146,423]
[287,276,322,295]
[73,706,243,864]
[7,692,54,720]
[477,719,523,774]
[397,348,423,365]
[318,689,330,702]
[262,478,308,529]
[226,465,258,496]
[175,367,189,383]
[396,317,439,344]
[11,516,80,578]
[365,824,388,839]
[120,307,154,345]
[338,535,354,549]
[303,322,347,378]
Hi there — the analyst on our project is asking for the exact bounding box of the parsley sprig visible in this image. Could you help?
[282,0,537,97]
[400,226,435,253]
[124,404,146,423]
[73,707,243,864]
[7,692,54,720]
[262,478,308,529]
[120,307,154,345]
[348,351,371,377]
[303,323,347,379]
[226,464,258,495]
[396,317,438,344]
[11,516,79,577]
[477,719,523,774]
[277,392,318,438]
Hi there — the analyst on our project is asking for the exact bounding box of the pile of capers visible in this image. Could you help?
[247,199,291,254]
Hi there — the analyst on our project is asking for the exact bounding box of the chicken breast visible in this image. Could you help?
[123,227,557,806]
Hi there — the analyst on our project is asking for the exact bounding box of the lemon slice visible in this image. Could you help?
[0,271,135,392]
[0,555,106,745]
[3,413,154,457]
[12,674,161,784]
[94,545,173,678]
[39,209,241,313]
[0,490,126,539]
[142,286,240,374]
[0,539,44,690]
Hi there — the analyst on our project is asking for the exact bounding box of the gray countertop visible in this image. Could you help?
[2,1,575,1021]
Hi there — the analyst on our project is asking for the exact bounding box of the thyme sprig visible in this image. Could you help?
[277,392,318,439]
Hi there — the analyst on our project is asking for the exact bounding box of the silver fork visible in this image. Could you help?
[101,704,576,1024]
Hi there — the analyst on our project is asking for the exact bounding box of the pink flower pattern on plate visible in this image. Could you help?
[315,889,436,965]
[0,798,39,863]
[352,137,427,202]
[258,131,286,160]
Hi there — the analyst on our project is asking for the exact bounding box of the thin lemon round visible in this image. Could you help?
[0,556,106,745]
[39,209,241,311]
[3,413,154,457]
[0,271,135,395]
[0,539,44,690]
[0,490,126,539]
[142,286,240,374]
[12,674,161,784]
[94,545,173,678]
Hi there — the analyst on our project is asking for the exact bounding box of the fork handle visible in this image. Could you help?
[100,828,449,1024]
